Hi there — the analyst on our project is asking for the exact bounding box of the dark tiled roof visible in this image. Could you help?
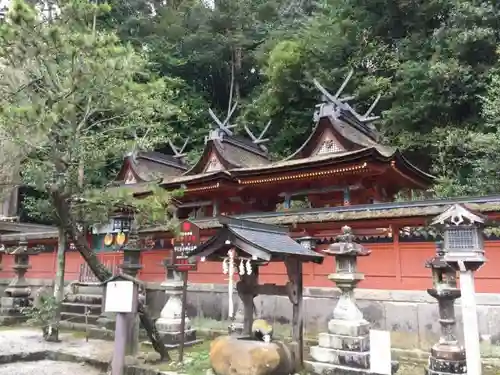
[216,138,271,168]
[116,150,188,184]
[189,216,323,263]
[142,195,500,232]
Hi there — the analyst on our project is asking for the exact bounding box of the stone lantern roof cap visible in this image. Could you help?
[323,225,371,256]
[430,203,487,228]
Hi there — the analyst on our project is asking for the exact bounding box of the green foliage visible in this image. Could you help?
[0,0,181,226]
[21,293,58,328]
[3,0,500,206]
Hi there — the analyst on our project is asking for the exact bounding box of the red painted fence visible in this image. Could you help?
[1,240,499,293]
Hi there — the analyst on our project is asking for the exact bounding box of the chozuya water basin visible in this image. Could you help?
[208,335,295,375]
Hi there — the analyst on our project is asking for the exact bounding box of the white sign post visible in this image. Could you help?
[105,280,138,375]
[369,329,392,375]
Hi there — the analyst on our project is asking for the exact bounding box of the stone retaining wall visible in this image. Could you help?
[2,279,500,357]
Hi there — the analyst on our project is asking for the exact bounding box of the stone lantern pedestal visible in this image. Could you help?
[0,240,33,325]
[305,226,398,375]
[425,242,466,375]
[155,267,198,348]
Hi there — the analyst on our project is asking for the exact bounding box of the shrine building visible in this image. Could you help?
[1,73,500,351]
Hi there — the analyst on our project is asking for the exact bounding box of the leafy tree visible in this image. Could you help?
[245,0,500,194]
[0,0,179,356]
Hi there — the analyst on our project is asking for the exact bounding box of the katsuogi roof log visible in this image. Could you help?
[188,216,323,264]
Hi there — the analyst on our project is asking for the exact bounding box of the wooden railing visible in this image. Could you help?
[78,260,120,283]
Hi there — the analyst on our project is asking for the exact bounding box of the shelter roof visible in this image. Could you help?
[188,216,323,263]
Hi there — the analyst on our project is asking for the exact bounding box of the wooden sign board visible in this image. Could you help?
[104,280,138,313]
[172,220,200,272]
[369,329,392,374]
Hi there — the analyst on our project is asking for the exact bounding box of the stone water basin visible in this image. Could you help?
[209,335,295,375]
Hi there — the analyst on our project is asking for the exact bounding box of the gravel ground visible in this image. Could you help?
[0,329,114,361]
[0,360,103,375]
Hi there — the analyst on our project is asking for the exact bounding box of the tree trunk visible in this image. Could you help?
[51,191,170,361]
[45,227,66,342]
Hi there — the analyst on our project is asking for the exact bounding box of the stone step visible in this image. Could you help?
[310,345,370,369]
[62,302,101,315]
[59,320,98,332]
[64,294,102,304]
[61,311,100,325]
[71,285,103,296]
[318,332,369,351]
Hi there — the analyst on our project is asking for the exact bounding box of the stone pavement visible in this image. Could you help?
[0,328,180,375]
[0,329,114,362]
[0,360,102,375]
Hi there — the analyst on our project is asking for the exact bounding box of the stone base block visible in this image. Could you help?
[425,368,466,375]
[318,332,369,351]
[328,319,370,337]
[426,357,466,374]
[305,360,399,375]
[160,328,198,348]
[310,346,370,369]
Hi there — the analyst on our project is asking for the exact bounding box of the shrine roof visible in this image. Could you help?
[184,137,271,176]
[188,216,323,263]
[160,170,232,187]
[183,106,273,175]
[287,114,394,161]
[156,195,500,231]
[116,146,188,185]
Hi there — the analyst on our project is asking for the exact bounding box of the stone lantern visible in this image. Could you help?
[155,254,198,349]
[425,241,465,375]
[0,239,33,324]
[120,220,142,278]
[431,204,486,272]
[307,226,398,374]
[296,236,317,252]
[431,204,486,375]
[324,226,370,322]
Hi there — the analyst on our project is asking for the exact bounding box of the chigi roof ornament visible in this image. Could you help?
[244,120,272,152]
[206,102,238,142]
[313,70,382,125]
[167,136,190,159]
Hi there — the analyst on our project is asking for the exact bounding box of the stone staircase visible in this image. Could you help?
[60,284,103,332]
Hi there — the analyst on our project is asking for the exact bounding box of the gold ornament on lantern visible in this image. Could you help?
[104,233,113,246]
[116,231,126,246]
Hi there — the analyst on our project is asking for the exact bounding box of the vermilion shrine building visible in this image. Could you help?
[1,74,500,298]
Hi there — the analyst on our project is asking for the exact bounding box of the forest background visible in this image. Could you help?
[4,0,500,200]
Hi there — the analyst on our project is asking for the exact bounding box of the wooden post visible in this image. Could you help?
[237,266,258,336]
[392,225,402,283]
[106,280,138,375]
[285,257,304,370]
[178,270,189,363]
[111,313,128,375]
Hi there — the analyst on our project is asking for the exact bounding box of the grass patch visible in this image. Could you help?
[191,317,318,340]
[149,340,211,375]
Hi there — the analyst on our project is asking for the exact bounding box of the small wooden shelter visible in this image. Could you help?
[189,216,323,368]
